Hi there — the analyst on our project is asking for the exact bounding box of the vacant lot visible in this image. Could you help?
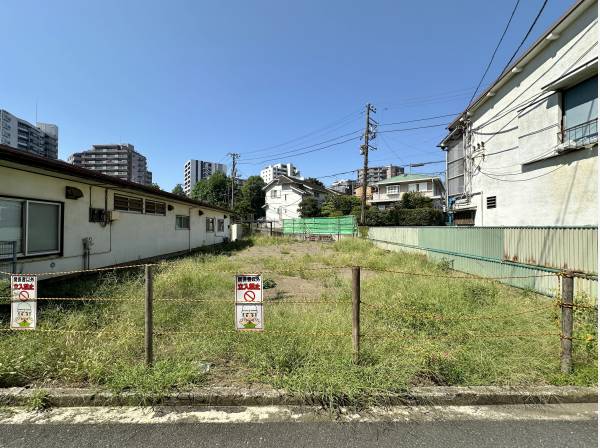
[0,236,596,406]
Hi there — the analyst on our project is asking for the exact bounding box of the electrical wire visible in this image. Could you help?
[379,113,459,126]
[501,0,549,75]
[467,0,521,107]
[479,164,565,182]
[377,123,448,134]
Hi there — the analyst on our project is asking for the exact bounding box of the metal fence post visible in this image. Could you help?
[11,241,16,274]
[560,271,574,373]
[352,266,361,364]
[145,265,154,367]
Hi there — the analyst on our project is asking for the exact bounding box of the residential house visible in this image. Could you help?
[263,175,336,227]
[440,0,597,226]
[369,174,445,210]
[0,145,231,277]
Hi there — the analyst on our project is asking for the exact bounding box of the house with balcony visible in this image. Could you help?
[440,0,597,226]
[369,174,445,210]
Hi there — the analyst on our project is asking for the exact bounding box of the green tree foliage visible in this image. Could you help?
[190,171,229,208]
[235,175,266,218]
[171,184,186,197]
[298,196,321,217]
[321,194,361,217]
[399,191,434,209]
[151,182,161,190]
[303,177,325,188]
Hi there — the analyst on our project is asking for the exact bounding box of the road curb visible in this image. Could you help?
[0,385,596,407]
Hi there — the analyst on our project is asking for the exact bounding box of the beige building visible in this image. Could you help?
[0,144,230,276]
[369,174,445,210]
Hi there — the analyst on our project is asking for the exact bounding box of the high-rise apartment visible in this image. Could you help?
[260,163,301,184]
[357,164,404,185]
[0,109,58,159]
[184,160,227,195]
[68,144,152,185]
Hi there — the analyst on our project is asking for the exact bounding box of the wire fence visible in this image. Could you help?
[0,262,596,374]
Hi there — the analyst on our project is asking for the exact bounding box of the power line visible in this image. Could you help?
[238,135,361,166]
[378,123,448,134]
[239,109,364,156]
[479,164,565,182]
[239,129,363,163]
[467,0,521,107]
[379,112,460,126]
[500,0,549,75]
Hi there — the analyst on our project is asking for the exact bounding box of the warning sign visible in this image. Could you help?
[10,275,37,330]
[235,274,262,303]
[235,274,263,331]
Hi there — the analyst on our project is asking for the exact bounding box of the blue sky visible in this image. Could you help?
[2,0,570,190]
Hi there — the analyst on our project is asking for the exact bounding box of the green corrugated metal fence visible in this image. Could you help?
[283,216,357,236]
[367,226,597,299]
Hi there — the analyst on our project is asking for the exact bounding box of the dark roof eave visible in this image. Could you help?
[0,145,232,214]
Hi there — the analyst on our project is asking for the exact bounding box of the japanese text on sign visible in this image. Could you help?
[10,274,37,330]
[235,274,263,331]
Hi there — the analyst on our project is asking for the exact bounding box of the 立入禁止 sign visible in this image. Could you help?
[235,274,263,331]
[10,274,37,330]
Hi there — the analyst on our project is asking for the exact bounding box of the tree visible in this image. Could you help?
[151,182,161,190]
[235,175,265,219]
[171,184,186,197]
[399,191,433,209]
[304,177,325,188]
[190,171,230,208]
[298,196,321,217]
[321,194,361,217]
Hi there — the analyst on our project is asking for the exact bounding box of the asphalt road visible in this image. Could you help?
[0,420,596,448]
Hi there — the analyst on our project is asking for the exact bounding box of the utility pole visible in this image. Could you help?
[360,104,376,226]
[227,152,240,209]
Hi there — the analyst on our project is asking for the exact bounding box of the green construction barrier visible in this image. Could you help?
[283,216,357,236]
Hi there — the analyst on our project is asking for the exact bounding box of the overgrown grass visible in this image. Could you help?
[0,235,596,407]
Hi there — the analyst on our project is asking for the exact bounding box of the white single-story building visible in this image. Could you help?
[369,174,445,210]
[440,0,597,226]
[0,144,231,277]
[262,175,337,227]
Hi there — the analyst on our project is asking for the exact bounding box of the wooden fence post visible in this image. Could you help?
[145,265,154,367]
[560,271,574,374]
[352,266,361,364]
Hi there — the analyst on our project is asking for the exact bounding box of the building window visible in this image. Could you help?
[0,197,61,256]
[217,219,225,232]
[386,185,399,194]
[486,196,497,209]
[560,76,598,146]
[206,217,215,232]
[145,200,166,215]
[175,215,190,229]
[270,190,280,198]
[408,183,418,192]
[114,194,143,213]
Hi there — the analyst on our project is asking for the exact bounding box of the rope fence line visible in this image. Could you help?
[362,303,556,322]
[0,263,571,281]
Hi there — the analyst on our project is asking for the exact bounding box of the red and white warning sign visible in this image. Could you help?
[235,274,263,331]
[10,274,37,330]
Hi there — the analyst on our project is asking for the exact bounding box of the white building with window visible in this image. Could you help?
[440,0,597,226]
[262,176,335,227]
[369,174,445,210]
[0,145,230,276]
[183,159,227,196]
[260,163,301,184]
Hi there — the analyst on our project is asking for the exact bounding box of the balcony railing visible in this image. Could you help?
[558,119,598,147]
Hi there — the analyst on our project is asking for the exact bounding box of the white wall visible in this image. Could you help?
[264,185,303,226]
[0,164,230,277]
[451,2,598,226]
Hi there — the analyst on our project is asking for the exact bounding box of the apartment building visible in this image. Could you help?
[260,163,301,184]
[68,144,152,185]
[369,174,445,210]
[330,179,357,195]
[183,160,227,195]
[0,109,58,159]
[357,165,404,185]
[440,0,597,226]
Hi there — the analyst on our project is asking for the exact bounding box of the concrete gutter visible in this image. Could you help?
[0,385,596,407]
